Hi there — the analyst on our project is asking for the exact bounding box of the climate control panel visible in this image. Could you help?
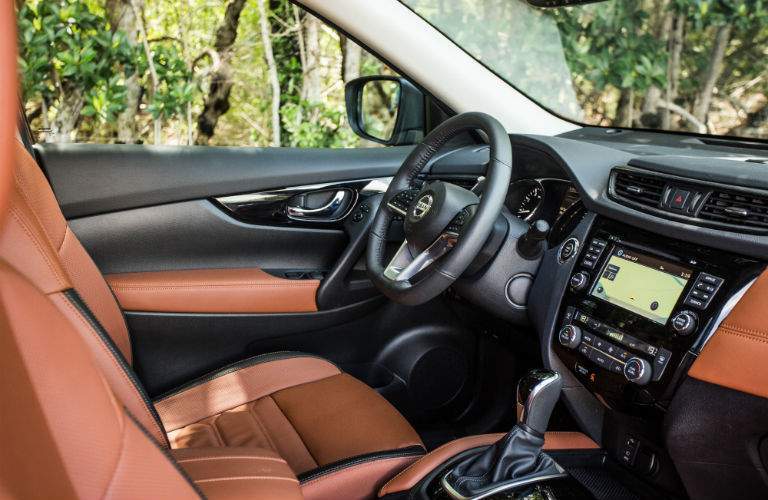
[558,308,672,386]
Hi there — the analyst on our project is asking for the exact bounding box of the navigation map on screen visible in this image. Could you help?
[590,248,691,325]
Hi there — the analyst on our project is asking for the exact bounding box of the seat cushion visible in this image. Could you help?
[155,353,425,499]
[172,446,302,500]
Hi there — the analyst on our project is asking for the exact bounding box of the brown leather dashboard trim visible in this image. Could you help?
[105,268,319,314]
[689,271,768,399]
[377,431,598,497]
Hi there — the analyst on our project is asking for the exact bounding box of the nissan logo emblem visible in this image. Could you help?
[412,194,434,220]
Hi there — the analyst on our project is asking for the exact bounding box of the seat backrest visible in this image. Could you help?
[0,142,169,445]
[0,262,202,499]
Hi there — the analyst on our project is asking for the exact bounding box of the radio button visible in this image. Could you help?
[570,271,590,291]
[578,343,591,357]
[700,273,723,286]
[671,311,698,336]
[696,282,715,293]
[684,296,705,309]
[691,289,710,301]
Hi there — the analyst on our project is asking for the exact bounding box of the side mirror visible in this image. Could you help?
[345,76,425,146]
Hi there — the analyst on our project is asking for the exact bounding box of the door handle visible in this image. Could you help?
[286,189,355,222]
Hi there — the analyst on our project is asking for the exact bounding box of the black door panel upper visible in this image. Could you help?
[37,143,414,218]
[70,199,346,274]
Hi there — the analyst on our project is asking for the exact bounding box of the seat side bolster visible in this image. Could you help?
[155,354,341,432]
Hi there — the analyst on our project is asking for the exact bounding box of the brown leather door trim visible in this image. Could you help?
[689,271,768,399]
[106,268,319,314]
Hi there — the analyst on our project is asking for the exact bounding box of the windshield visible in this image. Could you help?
[401,0,768,140]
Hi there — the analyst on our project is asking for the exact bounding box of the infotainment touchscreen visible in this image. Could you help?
[590,247,692,325]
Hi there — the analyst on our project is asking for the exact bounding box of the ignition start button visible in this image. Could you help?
[558,238,579,263]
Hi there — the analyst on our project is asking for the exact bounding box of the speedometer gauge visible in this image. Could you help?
[507,180,545,220]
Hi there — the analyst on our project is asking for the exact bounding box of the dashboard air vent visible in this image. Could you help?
[612,170,665,208]
[700,190,768,230]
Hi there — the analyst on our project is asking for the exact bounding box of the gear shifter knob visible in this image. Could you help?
[516,369,562,435]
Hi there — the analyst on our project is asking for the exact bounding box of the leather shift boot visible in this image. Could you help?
[444,425,562,497]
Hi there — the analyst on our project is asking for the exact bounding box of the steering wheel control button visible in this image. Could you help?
[671,310,698,336]
[558,325,582,349]
[558,237,579,263]
[386,189,419,215]
[569,271,590,291]
[624,357,652,386]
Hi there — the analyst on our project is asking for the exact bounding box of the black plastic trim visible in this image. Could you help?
[63,289,169,448]
[153,351,336,402]
[297,445,426,484]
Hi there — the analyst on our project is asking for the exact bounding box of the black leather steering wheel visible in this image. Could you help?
[367,112,512,305]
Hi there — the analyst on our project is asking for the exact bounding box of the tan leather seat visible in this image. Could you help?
[0,142,424,499]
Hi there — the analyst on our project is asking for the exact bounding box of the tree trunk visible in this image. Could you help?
[615,88,634,127]
[196,0,248,144]
[664,12,685,129]
[48,88,84,143]
[257,0,280,147]
[106,0,142,143]
[340,35,361,83]
[301,13,322,104]
[692,23,732,124]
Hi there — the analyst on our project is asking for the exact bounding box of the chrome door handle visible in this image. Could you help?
[286,189,355,221]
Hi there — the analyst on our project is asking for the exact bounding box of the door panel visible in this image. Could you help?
[40,143,484,424]
[69,200,346,274]
[36,143,414,218]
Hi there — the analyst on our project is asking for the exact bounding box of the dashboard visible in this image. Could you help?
[430,128,768,499]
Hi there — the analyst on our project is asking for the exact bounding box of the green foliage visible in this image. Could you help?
[18,0,136,123]
[145,43,194,120]
[281,101,357,148]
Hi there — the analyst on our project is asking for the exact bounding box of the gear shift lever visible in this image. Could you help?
[443,369,566,499]
[517,369,562,434]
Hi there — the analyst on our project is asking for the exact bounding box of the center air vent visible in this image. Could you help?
[700,190,768,229]
[609,166,768,234]
[611,170,664,208]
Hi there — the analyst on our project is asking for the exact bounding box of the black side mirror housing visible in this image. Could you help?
[345,76,425,146]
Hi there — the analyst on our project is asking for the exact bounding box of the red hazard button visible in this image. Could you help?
[670,188,690,209]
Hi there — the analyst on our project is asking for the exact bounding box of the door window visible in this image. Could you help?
[18,0,397,147]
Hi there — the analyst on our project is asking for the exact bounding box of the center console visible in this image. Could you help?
[553,217,762,479]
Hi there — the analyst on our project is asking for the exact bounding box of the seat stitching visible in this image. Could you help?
[379,437,495,494]
[9,208,66,287]
[13,170,65,249]
[194,476,299,484]
[59,296,167,444]
[176,455,287,464]
[300,455,419,488]
[720,329,768,344]
[110,282,319,289]
[720,323,768,338]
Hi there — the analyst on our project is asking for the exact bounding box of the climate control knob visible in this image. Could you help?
[569,272,590,292]
[558,325,582,349]
[623,357,652,386]
[671,310,698,336]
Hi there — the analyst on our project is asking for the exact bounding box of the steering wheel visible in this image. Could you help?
[367,112,512,305]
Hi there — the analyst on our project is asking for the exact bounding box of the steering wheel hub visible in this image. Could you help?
[404,181,480,251]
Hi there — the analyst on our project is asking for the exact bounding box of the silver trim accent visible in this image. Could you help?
[557,238,580,264]
[216,177,392,207]
[383,232,457,282]
[441,466,568,500]
[412,194,434,220]
[286,189,356,222]
[694,277,758,353]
